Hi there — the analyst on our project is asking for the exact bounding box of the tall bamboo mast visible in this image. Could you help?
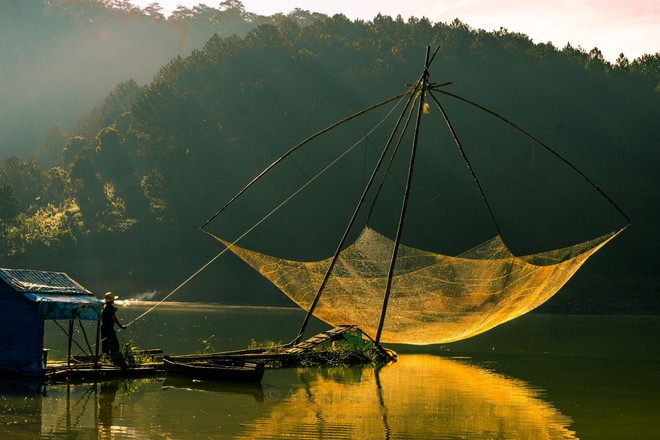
[292,78,422,345]
[375,46,431,344]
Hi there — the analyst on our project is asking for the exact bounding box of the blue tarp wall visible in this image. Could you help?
[0,269,103,377]
[0,283,44,377]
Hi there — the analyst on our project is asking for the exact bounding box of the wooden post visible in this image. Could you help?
[67,318,74,369]
[95,319,101,369]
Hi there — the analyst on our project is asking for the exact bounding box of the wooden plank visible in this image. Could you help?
[285,325,358,354]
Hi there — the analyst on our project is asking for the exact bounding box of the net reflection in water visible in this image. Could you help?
[237,354,577,439]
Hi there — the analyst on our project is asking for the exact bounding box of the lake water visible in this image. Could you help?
[1,303,658,439]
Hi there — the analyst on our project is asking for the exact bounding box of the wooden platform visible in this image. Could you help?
[43,348,166,382]
[38,326,392,379]
[285,325,359,354]
[44,362,164,382]
[170,325,394,366]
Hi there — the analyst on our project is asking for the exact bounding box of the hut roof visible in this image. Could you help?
[0,268,102,320]
[0,268,91,295]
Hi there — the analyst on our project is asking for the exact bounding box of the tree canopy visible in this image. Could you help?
[1,2,658,313]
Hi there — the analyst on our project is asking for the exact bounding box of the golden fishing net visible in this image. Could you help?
[214,226,620,344]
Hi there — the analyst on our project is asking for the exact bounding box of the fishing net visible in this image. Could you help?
[212,226,621,344]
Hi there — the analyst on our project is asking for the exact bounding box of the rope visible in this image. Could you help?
[431,86,632,226]
[53,319,90,357]
[364,136,405,194]
[126,90,411,327]
[77,319,94,359]
[429,90,503,237]
[199,90,413,231]
[124,253,225,327]
[365,92,419,223]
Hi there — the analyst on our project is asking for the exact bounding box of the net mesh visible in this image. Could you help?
[214,227,620,344]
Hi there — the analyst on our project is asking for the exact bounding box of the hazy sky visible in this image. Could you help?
[129,0,659,62]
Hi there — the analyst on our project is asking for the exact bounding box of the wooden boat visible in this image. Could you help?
[162,356,265,382]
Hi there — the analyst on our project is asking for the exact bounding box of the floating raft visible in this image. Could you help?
[44,362,164,382]
[286,325,360,354]
[40,326,391,381]
[43,348,165,382]
[172,325,395,367]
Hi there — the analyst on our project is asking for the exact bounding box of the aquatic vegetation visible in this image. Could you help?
[197,335,216,354]
[98,340,157,367]
[247,339,286,352]
[295,340,383,366]
[246,329,389,367]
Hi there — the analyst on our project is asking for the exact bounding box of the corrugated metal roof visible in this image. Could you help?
[0,268,92,296]
[24,293,102,320]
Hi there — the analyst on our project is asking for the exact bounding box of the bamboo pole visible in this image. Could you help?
[431,87,631,226]
[292,79,422,345]
[429,90,502,237]
[199,91,412,231]
[376,46,431,344]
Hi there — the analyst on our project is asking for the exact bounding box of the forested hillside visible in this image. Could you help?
[0,4,658,312]
[0,0,321,159]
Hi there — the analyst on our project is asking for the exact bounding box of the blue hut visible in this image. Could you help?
[0,268,103,376]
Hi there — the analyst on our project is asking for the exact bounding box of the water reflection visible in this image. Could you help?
[38,379,162,439]
[32,308,659,438]
[0,355,578,439]
[163,377,265,401]
[0,379,44,439]
[99,381,118,439]
[238,355,578,439]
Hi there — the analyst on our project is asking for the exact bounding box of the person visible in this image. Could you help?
[101,292,126,354]
[98,381,118,437]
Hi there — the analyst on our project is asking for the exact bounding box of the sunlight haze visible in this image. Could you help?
[129,0,659,62]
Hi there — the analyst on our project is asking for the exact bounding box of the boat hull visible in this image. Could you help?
[162,356,265,382]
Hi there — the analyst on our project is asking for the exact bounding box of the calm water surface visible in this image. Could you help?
[1,303,657,439]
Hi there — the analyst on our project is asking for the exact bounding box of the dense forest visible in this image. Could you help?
[0,0,322,158]
[0,0,658,312]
